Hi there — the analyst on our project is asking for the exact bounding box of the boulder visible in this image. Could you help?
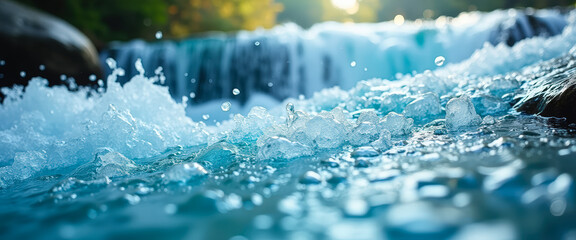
[514,55,576,123]
[0,0,102,100]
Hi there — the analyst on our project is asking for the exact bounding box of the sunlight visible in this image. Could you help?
[331,0,359,14]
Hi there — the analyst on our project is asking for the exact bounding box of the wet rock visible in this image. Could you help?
[0,0,102,101]
[515,55,576,123]
[489,10,566,47]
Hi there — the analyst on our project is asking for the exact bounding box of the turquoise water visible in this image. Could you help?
[2,10,576,240]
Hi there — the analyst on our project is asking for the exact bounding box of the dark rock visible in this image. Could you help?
[0,0,102,101]
[514,55,576,123]
[490,10,567,46]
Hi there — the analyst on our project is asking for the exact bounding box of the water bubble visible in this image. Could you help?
[232,88,240,95]
[221,102,231,112]
[286,102,297,126]
[155,31,163,39]
[364,67,368,71]
[350,61,357,67]
[135,58,145,75]
[154,66,163,75]
[189,92,196,99]
[105,58,117,69]
[20,71,26,77]
[60,74,67,81]
[268,82,274,87]
[39,65,45,71]
[89,74,97,81]
[254,41,261,46]
[191,78,196,83]
[164,204,177,215]
[0,60,5,66]
[435,56,446,66]
[202,114,210,120]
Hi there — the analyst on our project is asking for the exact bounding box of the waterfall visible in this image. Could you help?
[100,9,567,105]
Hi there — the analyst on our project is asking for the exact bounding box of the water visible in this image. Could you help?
[101,9,567,105]
[1,9,576,240]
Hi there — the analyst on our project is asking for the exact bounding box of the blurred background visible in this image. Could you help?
[16,0,576,49]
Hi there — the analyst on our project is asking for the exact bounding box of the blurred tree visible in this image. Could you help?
[276,0,323,28]
[166,0,283,38]
[18,0,168,48]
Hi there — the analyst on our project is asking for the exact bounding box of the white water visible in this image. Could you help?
[1,10,575,188]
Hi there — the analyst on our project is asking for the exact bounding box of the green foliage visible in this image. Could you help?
[16,0,576,45]
[18,0,168,47]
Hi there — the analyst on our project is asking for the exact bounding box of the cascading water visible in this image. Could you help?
[2,8,576,240]
[101,9,567,104]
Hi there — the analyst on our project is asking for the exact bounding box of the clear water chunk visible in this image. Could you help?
[165,162,208,183]
[445,95,482,130]
[380,112,413,136]
[403,93,442,122]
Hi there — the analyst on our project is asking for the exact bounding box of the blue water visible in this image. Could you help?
[2,9,576,240]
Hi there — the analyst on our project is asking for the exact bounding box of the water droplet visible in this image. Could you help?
[89,74,97,81]
[202,114,210,120]
[286,102,295,113]
[154,66,163,75]
[155,31,163,39]
[135,58,145,75]
[255,41,260,46]
[19,71,26,77]
[232,88,240,95]
[299,171,322,184]
[105,58,117,69]
[221,102,231,111]
[435,56,445,66]
[189,92,196,98]
[39,65,45,71]
[268,82,274,87]
[164,204,177,215]
[350,61,357,67]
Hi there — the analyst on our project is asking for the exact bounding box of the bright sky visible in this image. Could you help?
[330,0,359,14]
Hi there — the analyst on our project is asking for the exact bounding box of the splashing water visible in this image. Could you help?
[1,9,576,240]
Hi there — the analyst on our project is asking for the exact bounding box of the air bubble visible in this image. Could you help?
[202,114,210,120]
[232,88,240,95]
[350,61,357,67]
[221,102,231,112]
[155,31,163,39]
[435,56,446,66]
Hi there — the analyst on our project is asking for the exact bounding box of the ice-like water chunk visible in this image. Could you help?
[445,96,482,130]
[195,142,239,170]
[348,121,381,146]
[380,112,413,136]
[305,114,347,149]
[403,92,442,121]
[72,148,136,180]
[165,162,208,183]
[258,136,313,160]
[471,94,510,116]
